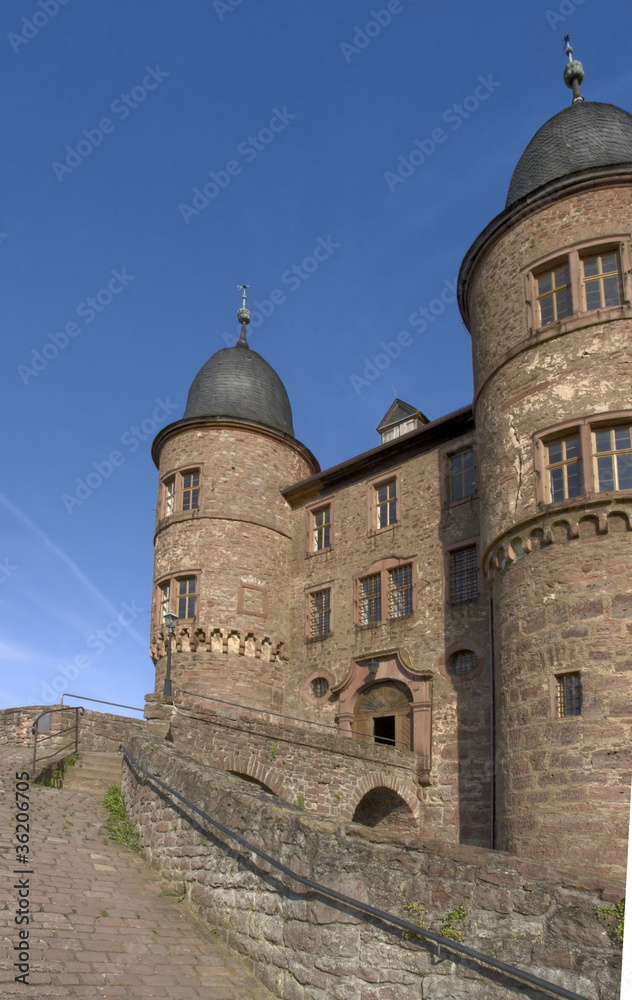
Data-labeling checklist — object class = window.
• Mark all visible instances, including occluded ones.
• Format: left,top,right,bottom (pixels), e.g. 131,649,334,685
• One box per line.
556,672,582,717
360,574,381,625
311,677,329,698
546,435,582,502
581,249,621,311
181,470,200,511
448,650,477,676
159,582,170,622
313,506,331,551
310,588,331,639
594,425,632,492
535,259,573,326
376,480,397,529
389,564,413,619
164,478,175,517
526,240,628,332
449,449,475,503
177,576,197,619
449,546,478,604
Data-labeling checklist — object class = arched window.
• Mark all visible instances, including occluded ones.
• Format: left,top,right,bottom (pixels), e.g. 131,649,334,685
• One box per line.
353,681,412,750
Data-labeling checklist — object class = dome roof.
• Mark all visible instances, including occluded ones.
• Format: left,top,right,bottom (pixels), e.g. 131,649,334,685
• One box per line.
183,341,294,436
506,101,632,207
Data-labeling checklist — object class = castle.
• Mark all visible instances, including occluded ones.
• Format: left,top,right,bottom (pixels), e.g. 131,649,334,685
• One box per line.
144,48,632,882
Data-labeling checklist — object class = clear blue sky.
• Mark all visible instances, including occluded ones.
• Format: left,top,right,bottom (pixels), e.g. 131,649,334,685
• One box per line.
1,0,630,714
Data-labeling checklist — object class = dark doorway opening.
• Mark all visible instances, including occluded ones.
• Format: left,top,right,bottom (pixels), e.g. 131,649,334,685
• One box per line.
373,715,396,745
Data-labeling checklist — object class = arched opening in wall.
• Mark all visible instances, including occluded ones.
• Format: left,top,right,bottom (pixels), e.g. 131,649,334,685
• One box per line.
353,681,412,750
351,787,417,834
228,771,275,795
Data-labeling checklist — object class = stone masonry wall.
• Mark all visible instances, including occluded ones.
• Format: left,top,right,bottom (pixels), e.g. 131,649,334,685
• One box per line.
122,735,623,1000
0,705,145,752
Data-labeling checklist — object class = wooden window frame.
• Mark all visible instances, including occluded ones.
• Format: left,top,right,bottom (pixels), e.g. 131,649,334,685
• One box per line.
305,501,333,556
534,411,632,508
353,556,417,627
444,539,480,607
366,470,402,535
439,435,477,508
524,237,631,335
155,571,200,625
180,469,201,513
305,581,334,641
160,464,204,519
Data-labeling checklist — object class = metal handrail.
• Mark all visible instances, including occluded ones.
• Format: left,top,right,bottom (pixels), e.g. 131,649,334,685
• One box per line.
32,706,84,773
60,693,144,712
174,687,416,752
120,743,590,1000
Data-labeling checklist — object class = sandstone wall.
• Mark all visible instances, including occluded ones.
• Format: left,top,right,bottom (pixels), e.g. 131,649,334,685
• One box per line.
122,735,623,1000
0,704,145,752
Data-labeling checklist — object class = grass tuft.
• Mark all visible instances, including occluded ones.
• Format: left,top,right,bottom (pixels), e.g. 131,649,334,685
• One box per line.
103,786,140,851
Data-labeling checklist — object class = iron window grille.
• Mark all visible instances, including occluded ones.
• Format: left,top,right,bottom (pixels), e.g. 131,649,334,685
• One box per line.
313,507,331,551
360,574,382,625
556,672,582,717
546,435,582,502
376,480,397,529
310,589,331,639
177,577,197,619
449,449,475,503
448,650,477,676
594,425,632,492
181,470,200,511
450,547,478,604
389,564,413,619
311,677,329,698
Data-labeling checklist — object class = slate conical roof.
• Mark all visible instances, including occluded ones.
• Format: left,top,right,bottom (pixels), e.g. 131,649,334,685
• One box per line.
506,101,632,207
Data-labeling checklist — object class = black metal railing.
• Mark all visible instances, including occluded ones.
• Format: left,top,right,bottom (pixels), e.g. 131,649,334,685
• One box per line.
32,706,84,774
174,687,415,752
60,693,144,713
120,744,590,1000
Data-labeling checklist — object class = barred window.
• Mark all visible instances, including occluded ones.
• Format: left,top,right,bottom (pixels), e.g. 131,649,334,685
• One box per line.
310,589,331,639
449,449,475,503
536,259,573,326
546,435,582,502
581,249,621,311
313,506,331,551
360,574,382,625
376,480,397,529
311,677,329,698
450,547,478,604
164,477,175,517
389,564,413,619
556,672,582,717
181,470,200,511
594,425,632,492
448,650,477,676
177,576,197,619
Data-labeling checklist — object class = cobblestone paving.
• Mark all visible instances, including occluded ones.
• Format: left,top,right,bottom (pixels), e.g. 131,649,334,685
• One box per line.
1,748,276,999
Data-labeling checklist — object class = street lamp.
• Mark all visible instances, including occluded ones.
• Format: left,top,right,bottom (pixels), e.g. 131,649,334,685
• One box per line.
162,612,179,698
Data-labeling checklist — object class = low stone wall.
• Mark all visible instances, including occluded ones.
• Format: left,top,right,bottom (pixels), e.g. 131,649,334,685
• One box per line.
0,704,145,752
157,698,435,836
122,735,623,1000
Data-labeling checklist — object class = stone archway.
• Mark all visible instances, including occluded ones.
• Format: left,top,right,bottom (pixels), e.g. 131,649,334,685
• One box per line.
351,786,417,834
353,681,412,750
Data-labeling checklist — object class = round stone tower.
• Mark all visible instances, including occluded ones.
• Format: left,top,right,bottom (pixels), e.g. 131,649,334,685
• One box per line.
458,52,632,877
145,302,318,719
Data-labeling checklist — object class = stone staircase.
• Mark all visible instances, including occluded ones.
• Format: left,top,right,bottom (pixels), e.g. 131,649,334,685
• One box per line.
61,751,123,793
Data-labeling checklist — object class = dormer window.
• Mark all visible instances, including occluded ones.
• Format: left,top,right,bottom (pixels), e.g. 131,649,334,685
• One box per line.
377,398,429,444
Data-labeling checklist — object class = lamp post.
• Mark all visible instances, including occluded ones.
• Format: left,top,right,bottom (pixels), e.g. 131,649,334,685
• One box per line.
162,612,179,698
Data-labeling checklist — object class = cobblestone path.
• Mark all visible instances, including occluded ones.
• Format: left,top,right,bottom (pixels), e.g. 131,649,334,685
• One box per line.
1,747,276,999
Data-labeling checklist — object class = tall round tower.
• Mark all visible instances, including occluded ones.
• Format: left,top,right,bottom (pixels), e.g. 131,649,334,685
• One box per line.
145,300,318,720
458,49,632,877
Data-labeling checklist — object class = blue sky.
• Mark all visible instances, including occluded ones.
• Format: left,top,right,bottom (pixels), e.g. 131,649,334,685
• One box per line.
2,0,630,715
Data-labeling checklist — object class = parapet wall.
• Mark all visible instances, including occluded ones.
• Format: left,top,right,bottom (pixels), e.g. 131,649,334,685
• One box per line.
0,704,145,752
122,734,623,1000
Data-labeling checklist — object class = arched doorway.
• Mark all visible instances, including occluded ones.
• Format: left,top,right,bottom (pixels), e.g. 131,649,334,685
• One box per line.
352,786,417,833
353,681,412,749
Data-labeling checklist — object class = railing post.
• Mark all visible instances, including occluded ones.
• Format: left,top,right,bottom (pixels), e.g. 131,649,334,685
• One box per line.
32,725,37,775
74,707,79,755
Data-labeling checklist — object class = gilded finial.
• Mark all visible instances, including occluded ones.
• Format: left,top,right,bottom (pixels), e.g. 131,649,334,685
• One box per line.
563,34,584,104
236,283,251,347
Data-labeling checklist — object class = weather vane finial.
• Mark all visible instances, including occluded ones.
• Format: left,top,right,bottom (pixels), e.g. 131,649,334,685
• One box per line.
236,284,251,347
563,34,585,104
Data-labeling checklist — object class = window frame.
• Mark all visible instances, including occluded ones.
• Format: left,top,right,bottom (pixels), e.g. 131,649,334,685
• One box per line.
444,540,480,607
305,581,334,641
366,471,402,535
534,411,632,508
524,237,630,335
551,668,583,720
353,556,416,627
305,501,333,556
155,570,200,625
160,464,203,519
439,640,485,683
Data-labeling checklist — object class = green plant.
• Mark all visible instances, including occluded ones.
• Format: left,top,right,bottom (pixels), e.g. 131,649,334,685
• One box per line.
103,786,140,852
100,909,109,917
402,900,426,940
597,900,625,946
268,745,277,759
158,884,186,901
333,792,341,800
296,794,305,809
439,906,467,942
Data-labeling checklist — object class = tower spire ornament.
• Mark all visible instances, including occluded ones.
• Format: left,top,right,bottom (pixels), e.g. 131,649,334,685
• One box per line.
236,283,251,347
563,34,585,103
